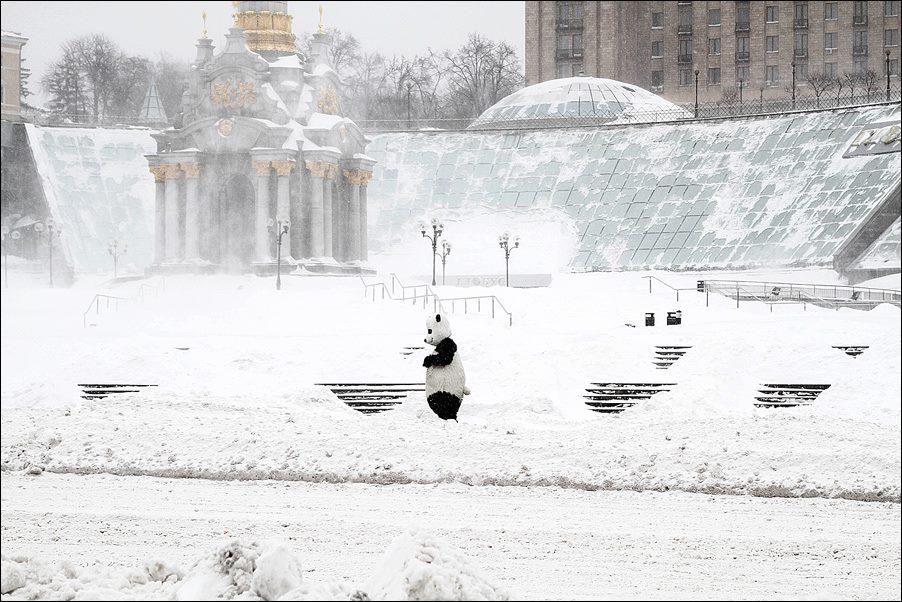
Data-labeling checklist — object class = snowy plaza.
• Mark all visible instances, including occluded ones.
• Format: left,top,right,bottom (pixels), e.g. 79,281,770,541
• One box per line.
1,1,901,600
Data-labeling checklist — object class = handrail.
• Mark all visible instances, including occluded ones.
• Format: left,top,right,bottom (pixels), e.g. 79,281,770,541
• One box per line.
705,280,896,311
704,278,899,298
82,294,126,328
361,275,514,326
642,275,697,301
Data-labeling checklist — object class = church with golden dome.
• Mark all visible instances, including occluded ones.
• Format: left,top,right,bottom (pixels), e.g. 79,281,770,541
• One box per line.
146,1,374,274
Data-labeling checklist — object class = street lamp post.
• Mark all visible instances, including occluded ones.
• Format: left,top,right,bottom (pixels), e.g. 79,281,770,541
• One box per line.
406,82,413,129
738,78,744,105
419,218,444,286
269,219,290,291
437,240,451,285
34,219,61,288
498,232,519,287
887,50,893,102
694,69,700,117
107,239,127,279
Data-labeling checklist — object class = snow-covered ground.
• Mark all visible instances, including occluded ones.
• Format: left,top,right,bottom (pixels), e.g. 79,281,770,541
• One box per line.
2,473,899,600
2,267,900,599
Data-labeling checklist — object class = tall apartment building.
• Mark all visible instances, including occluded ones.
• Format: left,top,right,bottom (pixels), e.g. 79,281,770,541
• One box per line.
526,1,901,104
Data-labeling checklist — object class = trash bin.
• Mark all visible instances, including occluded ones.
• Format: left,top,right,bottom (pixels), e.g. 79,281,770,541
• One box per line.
666,310,682,325
645,312,655,326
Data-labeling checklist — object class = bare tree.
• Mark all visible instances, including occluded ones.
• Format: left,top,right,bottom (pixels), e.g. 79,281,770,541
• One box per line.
442,34,524,118
859,69,881,100
806,72,835,107
43,49,88,121
300,27,360,76
843,72,861,102
70,34,123,119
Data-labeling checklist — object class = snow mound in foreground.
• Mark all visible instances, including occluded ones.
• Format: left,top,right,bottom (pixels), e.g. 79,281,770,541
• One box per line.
365,529,509,601
1,533,507,601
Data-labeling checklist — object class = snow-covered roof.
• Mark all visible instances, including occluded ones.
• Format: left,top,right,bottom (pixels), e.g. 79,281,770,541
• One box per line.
469,77,690,129
269,54,303,69
307,113,349,130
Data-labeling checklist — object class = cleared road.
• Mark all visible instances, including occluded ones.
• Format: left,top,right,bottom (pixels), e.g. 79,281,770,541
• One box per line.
1,473,899,600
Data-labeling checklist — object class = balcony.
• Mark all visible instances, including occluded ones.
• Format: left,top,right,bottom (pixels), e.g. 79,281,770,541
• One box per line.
678,24,693,35
736,51,750,62
678,53,693,64
557,47,584,59
853,44,868,55
735,21,750,32
794,47,808,58
853,14,868,25
556,18,584,30
794,18,808,28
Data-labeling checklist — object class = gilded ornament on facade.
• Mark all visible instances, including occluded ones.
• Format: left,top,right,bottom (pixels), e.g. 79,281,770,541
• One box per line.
251,160,272,177
316,86,339,115
343,169,373,186
216,118,235,138
211,79,257,110
272,159,295,177
181,163,203,179
161,163,183,180
148,165,167,182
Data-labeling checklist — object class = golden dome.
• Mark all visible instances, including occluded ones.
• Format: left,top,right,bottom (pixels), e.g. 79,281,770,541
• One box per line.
233,1,297,54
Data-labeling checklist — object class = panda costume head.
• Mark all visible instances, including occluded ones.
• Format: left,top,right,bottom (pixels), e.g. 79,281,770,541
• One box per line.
422,312,469,421
424,312,452,346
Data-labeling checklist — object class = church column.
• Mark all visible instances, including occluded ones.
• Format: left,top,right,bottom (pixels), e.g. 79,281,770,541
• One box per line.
163,163,182,263
252,160,272,262
343,169,373,261
181,163,202,261
148,165,166,264
359,175,371,261
322,163,338,259
272,159,295,259
304,161,326,258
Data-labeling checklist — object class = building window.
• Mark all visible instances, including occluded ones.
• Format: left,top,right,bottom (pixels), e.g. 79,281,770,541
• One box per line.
573,62,584,76
679,6,693,32
795,61,808,79
572,33,583,52
558,35,571,50
678,38,692,61
737,36,750,53
736,65,750,83
556,63,570,78
651,40,664,57
679,68,693,86
708,8,721,26
825,2,838,19
558,1,584,20
766,5,778,23
794,2,808,26
886,29,900,47
887,58,900,76
887,1,901,17
794,33,808,56
853,1,868,24
651,70,664,90
707,67,721,84
709,37,721,55
825,32,837,51
766,64,779,84
825,62,837,77
766,35,779,53
854,57,868,73
854,29,868,54
652,11,664,28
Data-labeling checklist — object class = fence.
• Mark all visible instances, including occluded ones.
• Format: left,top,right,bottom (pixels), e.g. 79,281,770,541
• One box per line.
360,273,513,326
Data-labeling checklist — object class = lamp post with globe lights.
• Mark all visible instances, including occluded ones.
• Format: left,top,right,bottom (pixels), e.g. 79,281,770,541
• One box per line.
269,218,290,291
108,239,127,279
34,219,62,288
498,232,519,287
419,218,444,286
1,225,22,289
437,240,451,285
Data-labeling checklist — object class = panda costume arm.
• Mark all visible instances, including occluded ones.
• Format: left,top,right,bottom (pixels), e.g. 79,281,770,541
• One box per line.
423,338,457,367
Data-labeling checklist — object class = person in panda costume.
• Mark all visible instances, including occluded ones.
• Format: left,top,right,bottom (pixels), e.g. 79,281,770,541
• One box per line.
422,312,470,420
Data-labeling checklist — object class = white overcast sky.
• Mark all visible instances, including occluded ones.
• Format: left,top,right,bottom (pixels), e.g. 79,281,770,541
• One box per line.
1,1,525,103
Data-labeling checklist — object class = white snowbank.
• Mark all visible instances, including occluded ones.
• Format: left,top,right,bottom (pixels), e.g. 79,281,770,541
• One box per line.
0,533,507,601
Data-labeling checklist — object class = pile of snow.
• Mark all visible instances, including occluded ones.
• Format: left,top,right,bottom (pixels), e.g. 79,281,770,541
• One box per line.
0,533,507,601
365,530,508,601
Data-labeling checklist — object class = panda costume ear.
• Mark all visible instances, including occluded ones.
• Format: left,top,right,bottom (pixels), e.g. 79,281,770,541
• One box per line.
435,314,441,322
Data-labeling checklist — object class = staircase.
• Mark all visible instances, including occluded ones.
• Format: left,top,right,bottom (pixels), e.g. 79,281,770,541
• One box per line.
754,384,831,407
653,346,692,369
78,383,157,400
583,382,675,413
316,382,425,414
833,345,868,358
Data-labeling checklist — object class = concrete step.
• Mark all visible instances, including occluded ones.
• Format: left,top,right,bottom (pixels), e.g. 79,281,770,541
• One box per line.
754,383,831,408
316,382,425,414
584,382,674,414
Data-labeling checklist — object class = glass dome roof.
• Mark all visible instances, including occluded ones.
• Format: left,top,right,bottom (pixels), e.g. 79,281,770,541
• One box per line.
469,77,691,129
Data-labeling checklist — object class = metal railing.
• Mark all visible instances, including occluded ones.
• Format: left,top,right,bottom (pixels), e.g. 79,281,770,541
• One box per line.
360,274,514,326
557,47,584,59
794,18,809,28
736,50,750,61
556,18,584,29
642,275,698,302
702,279,901,311
82,294,126,328
735,21,751,32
